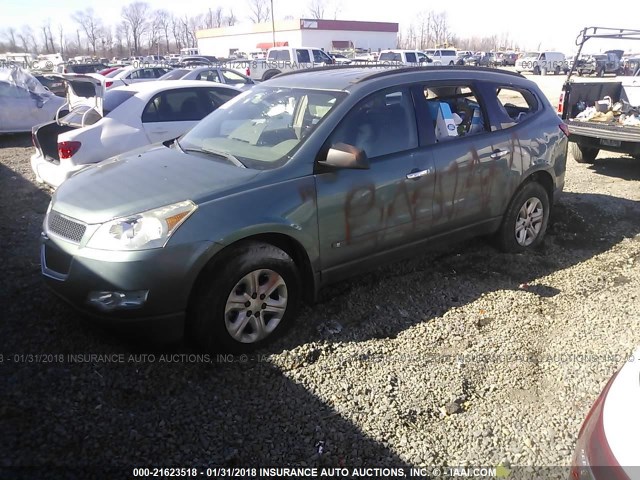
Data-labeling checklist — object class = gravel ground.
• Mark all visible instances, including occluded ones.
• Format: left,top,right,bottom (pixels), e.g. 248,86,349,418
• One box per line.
1,80,640,478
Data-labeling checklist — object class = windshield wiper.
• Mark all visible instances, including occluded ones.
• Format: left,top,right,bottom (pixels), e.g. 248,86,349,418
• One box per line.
182,146,246,168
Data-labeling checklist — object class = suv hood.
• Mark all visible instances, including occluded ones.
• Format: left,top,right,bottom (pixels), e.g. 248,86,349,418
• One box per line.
51,143,261,224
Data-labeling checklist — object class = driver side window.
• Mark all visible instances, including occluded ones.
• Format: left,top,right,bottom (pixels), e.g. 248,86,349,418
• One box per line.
328,88,418,159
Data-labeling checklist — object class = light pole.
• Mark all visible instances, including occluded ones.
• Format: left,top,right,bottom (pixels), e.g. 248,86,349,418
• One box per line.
271,0,276,47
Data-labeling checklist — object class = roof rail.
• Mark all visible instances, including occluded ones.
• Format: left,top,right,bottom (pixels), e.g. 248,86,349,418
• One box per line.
272,64,525,82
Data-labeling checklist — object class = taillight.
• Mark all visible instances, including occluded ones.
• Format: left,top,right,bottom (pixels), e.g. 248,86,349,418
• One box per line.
245,67,251,76
559,123,570,137
570,370,629,480
105,81,113,88
557,91,565,114
58,141,81,159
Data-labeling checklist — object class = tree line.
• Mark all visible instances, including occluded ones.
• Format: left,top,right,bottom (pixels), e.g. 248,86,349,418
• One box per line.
0,1,522,59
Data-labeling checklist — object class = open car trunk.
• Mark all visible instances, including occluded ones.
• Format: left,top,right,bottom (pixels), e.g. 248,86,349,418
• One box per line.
32,74,105,162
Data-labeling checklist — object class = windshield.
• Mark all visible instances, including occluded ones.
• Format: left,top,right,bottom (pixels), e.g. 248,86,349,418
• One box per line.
523,52,539,59
179,86,345,169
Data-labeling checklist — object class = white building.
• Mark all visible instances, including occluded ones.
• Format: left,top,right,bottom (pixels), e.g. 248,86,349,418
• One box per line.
196,18,399,58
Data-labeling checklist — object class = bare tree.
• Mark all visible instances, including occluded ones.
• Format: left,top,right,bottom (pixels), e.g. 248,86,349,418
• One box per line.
41,24,51,53
155,10,172,54
57,24,65,55
3,27,18,51
307,0,325,19
247,0,270,23
121,1,150,55
213,7,224,28
225,9,237,26
17,26,38,53
170,15,182,51
72,8,102,55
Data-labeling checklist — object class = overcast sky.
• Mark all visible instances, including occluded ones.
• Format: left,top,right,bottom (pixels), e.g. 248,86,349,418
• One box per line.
2,0,640,54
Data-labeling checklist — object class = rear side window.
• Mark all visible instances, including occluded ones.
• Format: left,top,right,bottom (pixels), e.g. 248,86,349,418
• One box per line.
420,85,488,142
142,88,213,123
270,50,291,61
296,50,311,63
103,90,136,115
494,87,540,127
405,52,417,63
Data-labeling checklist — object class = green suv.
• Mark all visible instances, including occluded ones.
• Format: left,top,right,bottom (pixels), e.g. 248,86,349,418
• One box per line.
40,66,568,351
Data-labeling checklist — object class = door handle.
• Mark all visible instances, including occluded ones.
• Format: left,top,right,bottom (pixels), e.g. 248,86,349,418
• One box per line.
406,168,432,180
491,149,510,159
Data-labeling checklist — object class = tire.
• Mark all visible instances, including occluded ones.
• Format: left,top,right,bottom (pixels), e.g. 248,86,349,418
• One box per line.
449,61,454,66
570,142,599,163
495,182,550,253
262,70,281,81
554,66,560,75
533,66,541,75
189,242,301,353
597,68,604,77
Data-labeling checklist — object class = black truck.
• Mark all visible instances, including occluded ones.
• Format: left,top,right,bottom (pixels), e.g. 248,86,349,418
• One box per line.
559,27,640,163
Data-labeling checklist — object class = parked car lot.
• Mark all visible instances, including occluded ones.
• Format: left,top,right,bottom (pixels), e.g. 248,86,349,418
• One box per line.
31,78,241,187
1,71,639,472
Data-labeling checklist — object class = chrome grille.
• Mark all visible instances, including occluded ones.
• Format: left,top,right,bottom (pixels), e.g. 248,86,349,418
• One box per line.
48,212,86,243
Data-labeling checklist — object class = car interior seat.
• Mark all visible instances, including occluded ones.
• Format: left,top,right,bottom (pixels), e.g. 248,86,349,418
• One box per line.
179,97,201,120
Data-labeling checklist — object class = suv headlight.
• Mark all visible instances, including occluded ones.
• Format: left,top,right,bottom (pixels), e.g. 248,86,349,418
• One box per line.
86,200,197,251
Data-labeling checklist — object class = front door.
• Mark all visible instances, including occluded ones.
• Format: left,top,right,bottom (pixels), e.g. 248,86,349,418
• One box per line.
315,87,435,271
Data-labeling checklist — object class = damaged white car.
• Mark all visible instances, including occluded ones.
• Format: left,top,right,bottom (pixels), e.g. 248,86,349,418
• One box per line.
0,68,66,134
31,75,241,187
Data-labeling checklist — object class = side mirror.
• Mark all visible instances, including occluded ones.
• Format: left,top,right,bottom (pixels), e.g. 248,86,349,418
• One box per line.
319,143,370,170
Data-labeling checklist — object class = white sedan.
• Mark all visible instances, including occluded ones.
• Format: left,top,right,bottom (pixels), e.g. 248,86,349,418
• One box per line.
31,77,241,187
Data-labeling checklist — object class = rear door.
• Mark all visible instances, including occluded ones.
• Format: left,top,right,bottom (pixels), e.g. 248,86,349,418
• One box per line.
412,81,515,233
141,87,239,142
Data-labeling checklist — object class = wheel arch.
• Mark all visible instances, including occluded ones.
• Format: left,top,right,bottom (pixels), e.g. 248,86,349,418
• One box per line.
262,69,282,81
521,169,555,205
188,232,318,313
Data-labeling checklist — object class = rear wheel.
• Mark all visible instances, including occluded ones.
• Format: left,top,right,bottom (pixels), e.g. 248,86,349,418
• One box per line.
495,182,550,253
189,242,301,353
570,142,599,163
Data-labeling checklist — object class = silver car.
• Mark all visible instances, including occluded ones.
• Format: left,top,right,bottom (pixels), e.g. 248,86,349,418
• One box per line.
159,66,255,90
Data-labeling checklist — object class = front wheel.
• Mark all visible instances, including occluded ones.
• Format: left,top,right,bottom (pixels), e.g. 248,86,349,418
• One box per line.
570,142,599,163
189,242,301,353
495,182,550,253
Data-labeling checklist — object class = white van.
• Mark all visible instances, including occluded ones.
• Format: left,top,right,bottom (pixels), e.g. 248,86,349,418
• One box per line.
515,51,567,75
428,49,458,65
